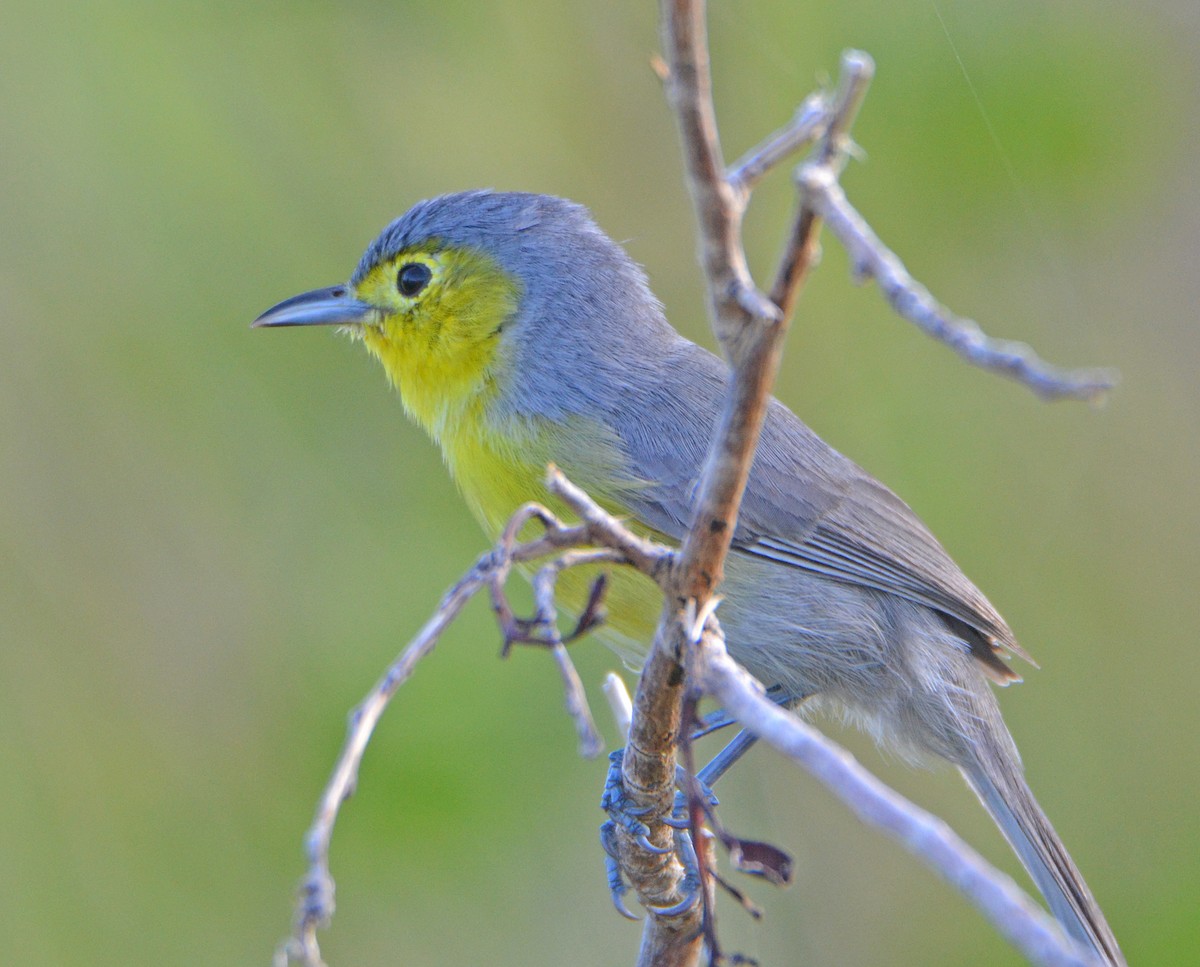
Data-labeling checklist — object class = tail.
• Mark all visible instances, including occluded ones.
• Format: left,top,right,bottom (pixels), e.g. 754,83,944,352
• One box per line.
961,743,1125,966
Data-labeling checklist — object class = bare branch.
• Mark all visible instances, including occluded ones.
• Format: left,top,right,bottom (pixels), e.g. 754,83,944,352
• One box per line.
690,620,1099,967
659,0,745,317
547,462,1104,965
526,548,626,757
770,50,875,319
603,3,1116,961
276,461,1102,967
547,466,674,580
813,49,875,170
279,1,1121,961
549,637,605,758
798,164,1118,402
602,11,881,967
663,0,787,610
276,559,496,967
594,6,844,965
603,1,803,959
628,622,708,967
603,672,634,738
727,94,827,204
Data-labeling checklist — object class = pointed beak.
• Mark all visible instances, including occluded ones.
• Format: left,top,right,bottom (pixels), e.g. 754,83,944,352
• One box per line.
252,285,375,329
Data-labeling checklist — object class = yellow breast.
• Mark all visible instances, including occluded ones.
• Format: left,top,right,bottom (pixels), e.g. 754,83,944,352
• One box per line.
443,415,666,664
352,242,665,663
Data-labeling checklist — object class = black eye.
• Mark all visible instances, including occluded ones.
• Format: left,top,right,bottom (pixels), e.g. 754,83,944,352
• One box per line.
396,262,432,297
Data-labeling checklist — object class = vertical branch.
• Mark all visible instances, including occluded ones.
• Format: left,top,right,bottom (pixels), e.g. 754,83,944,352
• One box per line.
622,614,705,967
660,0,743,306
661,0,787,607
618,3,826,965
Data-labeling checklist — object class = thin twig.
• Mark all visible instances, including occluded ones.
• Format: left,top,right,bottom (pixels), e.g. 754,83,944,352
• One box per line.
275,559,496,967
603,672,635,738
665,0,786,622
770,50,875,319
556,456,712,961
276,510,647,967
611,4,849,965
727,94,828,204
798,164,1118,402
660,0,742,309
526,548,627,757
551,640,605,758
546,466,675,580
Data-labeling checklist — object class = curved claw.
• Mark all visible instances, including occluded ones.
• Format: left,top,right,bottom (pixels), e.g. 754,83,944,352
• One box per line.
603,749,667,849
647,889,702,918
601,746,711,920
609,874,640,920
646,830,702,917
601,821,641,921
635,833,673,855
600,820,622,860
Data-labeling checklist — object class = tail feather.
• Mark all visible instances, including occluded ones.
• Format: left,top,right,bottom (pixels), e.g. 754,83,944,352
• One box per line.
962,753,1125,966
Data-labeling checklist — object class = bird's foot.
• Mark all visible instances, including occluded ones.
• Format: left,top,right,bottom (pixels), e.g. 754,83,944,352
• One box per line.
599,749,719,919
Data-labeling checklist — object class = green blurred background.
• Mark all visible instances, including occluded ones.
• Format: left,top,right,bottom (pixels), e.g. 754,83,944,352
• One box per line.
2,0,1196,964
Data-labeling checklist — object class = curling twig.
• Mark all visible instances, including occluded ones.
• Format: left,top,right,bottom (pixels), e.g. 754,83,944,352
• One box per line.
491,546,627,758
276,502,664,967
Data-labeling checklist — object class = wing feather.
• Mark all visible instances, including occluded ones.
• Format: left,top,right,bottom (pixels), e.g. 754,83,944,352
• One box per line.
609,340,1029,680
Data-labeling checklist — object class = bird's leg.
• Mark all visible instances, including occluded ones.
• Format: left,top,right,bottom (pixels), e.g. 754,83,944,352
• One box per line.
689,684,788,740
679,684,793,802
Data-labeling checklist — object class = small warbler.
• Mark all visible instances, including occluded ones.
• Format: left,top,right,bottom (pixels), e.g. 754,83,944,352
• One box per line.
255,190,1122,964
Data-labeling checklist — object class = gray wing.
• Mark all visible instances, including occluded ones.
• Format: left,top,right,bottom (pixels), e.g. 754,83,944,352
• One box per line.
611,340,1027,681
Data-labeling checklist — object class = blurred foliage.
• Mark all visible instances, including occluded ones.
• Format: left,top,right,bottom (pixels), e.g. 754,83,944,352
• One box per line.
0,1,1196,965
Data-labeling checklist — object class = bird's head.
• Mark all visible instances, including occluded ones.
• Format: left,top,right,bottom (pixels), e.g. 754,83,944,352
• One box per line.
254,190,672,438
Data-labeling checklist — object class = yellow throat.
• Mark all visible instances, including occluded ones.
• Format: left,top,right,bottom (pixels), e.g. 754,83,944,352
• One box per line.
349,242,663,656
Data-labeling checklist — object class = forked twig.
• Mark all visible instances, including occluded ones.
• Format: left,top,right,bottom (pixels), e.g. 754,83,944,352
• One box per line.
552,471,1098,967
491,546,625,758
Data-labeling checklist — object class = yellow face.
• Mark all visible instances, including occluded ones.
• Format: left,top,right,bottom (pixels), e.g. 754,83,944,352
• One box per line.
349,243,522,440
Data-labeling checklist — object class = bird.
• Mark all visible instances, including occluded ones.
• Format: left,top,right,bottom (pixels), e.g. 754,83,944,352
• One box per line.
254,189,1123,965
